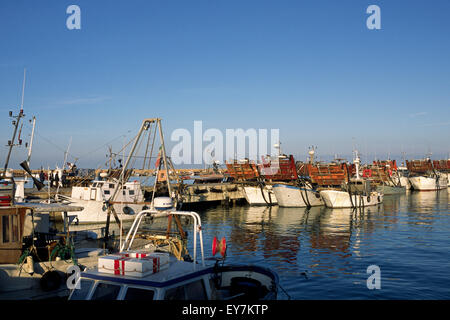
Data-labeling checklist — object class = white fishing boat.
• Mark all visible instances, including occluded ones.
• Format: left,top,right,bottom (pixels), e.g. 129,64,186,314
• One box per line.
226,151,297,206
320,188,383,208
272,183,323,207
319,151,383,209
58,179,151,224
68,201,280,301
406,159,449,191
408,174,448,191
242,185,277,205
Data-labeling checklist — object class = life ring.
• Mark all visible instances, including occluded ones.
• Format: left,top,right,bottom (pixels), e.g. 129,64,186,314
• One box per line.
367,196,371,203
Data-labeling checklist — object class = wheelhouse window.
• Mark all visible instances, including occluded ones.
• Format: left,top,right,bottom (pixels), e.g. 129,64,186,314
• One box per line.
129,190,135,196
124,287,155,300
2,215,10,243
1,214,20,244
70,279,95,300
104,190,110,195
11,215,19,242
185,279,207,300
91,282,121,300
109,184,115,189
164,279,207,300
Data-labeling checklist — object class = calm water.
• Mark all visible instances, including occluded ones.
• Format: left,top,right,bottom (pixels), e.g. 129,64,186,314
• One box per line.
186,189,450,299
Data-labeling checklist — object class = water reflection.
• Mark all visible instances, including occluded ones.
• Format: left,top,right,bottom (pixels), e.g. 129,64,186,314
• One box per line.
406,190,449,228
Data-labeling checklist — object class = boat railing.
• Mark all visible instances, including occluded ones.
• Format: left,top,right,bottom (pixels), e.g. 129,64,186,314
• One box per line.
120,208,205,267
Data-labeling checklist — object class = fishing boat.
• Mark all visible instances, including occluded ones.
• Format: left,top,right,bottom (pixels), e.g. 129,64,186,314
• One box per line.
319,151,383,208
68,199,280,301
406,159,448,191
58,176,151,224
243,184,278,205
57,118,180,224
362,160,406,195
272,148,329,208
225,158,279,206
272,183,323,207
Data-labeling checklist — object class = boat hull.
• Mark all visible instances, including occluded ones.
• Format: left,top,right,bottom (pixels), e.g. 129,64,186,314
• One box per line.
409,175,448,191
243,186,277,205
399,176,412,190
63,199,149,224
320,190,383,208
0,249,105,299
272,184,323,207
376,185,406,195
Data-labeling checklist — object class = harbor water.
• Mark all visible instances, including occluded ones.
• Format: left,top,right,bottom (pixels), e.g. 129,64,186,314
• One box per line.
187,189,450,299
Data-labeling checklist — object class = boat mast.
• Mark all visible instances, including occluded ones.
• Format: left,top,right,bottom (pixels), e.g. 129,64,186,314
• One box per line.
354,149,361,180
2,69,27,179
308,146,317,164
26,116,36,165
157,118,172,198
55,137,72,198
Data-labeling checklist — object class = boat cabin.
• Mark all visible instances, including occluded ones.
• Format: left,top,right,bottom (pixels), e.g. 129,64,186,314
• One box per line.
347,179,373,195
71,180,144,203
0,207,28,263
69,256,277,301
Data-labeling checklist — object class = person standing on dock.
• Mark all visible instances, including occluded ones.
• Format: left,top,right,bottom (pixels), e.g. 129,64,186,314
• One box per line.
54,171,60,188
61,171,67,188
39,170,45,184
50,171,55,188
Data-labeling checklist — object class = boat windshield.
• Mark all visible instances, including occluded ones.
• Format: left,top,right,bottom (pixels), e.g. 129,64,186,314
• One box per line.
69,279,95,300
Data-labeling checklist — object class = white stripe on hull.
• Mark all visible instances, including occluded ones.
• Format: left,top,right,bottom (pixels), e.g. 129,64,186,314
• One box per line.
62,199,148,224
320,190,383,208
272,184,323,207
409,175,448,191
243,186,277,205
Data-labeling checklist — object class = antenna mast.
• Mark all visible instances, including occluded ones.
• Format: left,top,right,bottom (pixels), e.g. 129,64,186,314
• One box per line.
2,69,27,178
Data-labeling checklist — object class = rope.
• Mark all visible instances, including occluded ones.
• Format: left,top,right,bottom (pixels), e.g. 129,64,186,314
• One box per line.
278,283,291,300
257,179,273,206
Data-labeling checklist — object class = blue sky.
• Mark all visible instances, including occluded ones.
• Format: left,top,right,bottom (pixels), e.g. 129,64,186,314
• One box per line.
1,0,449,168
